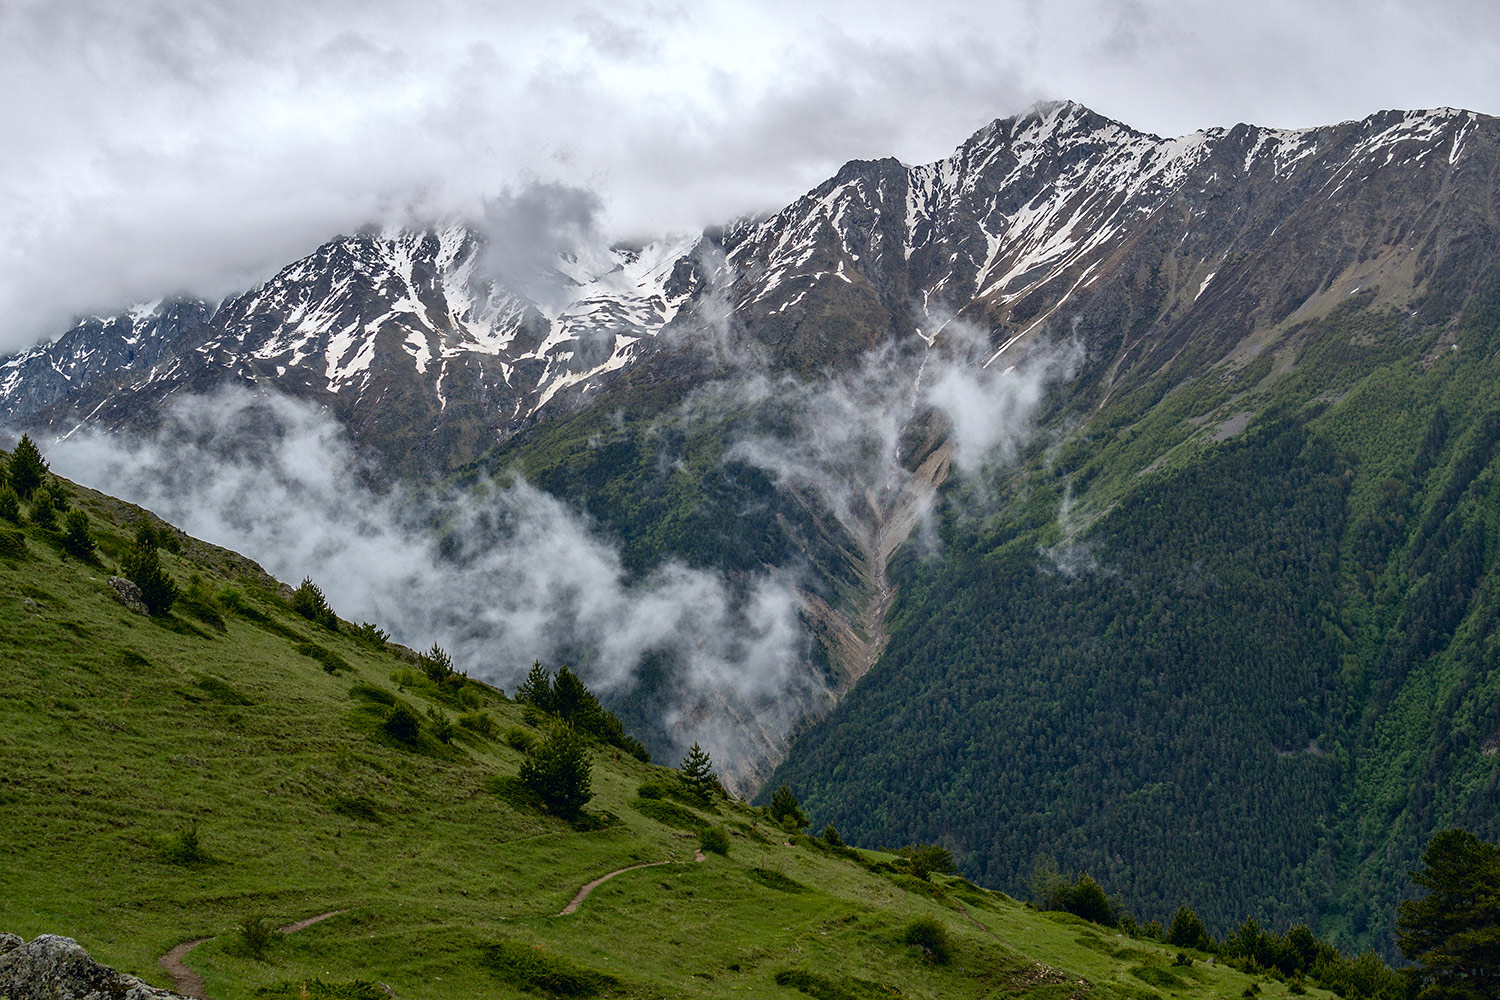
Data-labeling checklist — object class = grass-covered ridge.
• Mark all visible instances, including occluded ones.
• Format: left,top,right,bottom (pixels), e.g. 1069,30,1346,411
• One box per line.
0,458,1320,1000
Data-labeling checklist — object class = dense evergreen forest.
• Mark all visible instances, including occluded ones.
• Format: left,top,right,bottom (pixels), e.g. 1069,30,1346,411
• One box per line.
462,270,1500,957
770,280,1500,954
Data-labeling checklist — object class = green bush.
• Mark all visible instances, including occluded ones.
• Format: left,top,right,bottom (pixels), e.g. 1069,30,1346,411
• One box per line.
352,622,389,647
158,827,212,866
636,782,665,799
0,528,25,559
28,496,56,530
504,726,538,752
59,510,96,560
0,486,20,523
134,520,181,553
518,724,592,817
253,980,385,999
349,683,396,706
773,968,860,1000
699,825,730,856
122,543,177,616
238,914,279,959
426,707,456,744
897,843,957,881
901,916,951,964
382,702,423,745
769,782,808,830
289,577,339,630
480,940,621,997
7,434,46,500
458,711,496,738
296,642,350,674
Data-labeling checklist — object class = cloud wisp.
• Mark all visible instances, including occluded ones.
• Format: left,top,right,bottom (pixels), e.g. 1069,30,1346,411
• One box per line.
44,388,820,787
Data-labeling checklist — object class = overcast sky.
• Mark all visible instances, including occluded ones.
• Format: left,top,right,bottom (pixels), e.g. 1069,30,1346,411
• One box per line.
2,0,1497,352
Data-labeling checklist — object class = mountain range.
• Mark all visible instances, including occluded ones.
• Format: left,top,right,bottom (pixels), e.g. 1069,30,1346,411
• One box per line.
5,99,1500,954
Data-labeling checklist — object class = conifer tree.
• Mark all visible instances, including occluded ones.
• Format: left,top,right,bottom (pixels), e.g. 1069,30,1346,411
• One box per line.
7,434,46,501
679,742,718,802
515,661,554,712
122,542,178,615
0,486,18,523
1398,828,1500,1000
60,509,96,561
768,781,808,830
519,724,593,817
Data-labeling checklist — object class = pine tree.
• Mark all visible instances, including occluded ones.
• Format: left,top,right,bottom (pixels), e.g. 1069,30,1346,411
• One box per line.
679,742,718,802
7,434,46,500
515,661,554,712
519,724,593,817
1166,904,1213,951
1397,828,1500,1000
122,543,178,615
289,577,338,630
768,781,808,830
60,509,96,561
0,486,18,523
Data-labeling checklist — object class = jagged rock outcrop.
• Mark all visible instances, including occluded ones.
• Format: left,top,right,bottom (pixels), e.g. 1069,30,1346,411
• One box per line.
0,934,189,1000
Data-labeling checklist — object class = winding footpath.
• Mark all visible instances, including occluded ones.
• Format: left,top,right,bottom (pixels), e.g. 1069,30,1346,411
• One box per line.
158,910,347,999
557,850,707,916
158,850,709,997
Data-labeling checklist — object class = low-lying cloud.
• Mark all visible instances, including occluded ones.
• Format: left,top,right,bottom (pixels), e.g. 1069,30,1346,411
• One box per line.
46,389,820,789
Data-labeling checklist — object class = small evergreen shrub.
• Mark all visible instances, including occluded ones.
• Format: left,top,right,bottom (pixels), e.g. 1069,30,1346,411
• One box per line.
679,742,718,803
901,916,951,964
0,486,19,522
1173,952,1193,967
382,702,422,745
636,782,665,799
28,496,56,530
122,543,177,616
769,782,809,830
59,509,96,560
353,621,388,647
134,520,181,553
699,825,730,856
158,827,212,866
289,577,339,630
238,914,279,959
426,707,456,743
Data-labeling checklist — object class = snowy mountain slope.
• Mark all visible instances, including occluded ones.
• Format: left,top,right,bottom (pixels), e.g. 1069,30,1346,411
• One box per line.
6,102,1495,474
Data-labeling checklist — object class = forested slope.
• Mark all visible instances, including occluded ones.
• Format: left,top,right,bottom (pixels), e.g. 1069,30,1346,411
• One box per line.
770,277,1500,955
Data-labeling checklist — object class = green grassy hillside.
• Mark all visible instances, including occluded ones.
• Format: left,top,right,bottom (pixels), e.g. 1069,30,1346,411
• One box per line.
0,462,1321,1000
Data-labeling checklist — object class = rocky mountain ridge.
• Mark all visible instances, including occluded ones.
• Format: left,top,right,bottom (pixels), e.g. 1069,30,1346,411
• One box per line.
6,101,1494,477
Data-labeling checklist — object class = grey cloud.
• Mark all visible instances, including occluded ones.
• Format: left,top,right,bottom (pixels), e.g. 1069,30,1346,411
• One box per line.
4,0,1498,354
44,388,819,789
